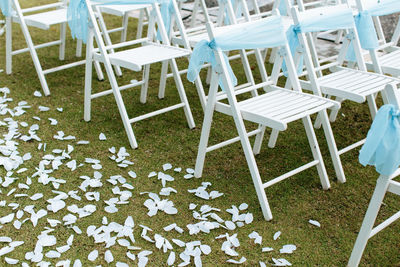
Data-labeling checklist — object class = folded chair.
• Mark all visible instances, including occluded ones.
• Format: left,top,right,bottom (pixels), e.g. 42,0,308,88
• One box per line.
2,0,90,96
350,0,400,77
348,83,400,267
68,0,195,149
277,4,400,183
187,16,344,220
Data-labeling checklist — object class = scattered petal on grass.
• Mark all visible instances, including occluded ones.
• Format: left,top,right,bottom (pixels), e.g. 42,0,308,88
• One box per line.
77,140,90,145
128,171,137,178
4,257,18,264
88,250,98,262
105,250,114,263
272,258,292,266
99,133,107,140
273,231,281,241
163,163,172,171
262,247,274,252
38,106,50,112
280,244,296,254
248,231,262,245
309,219,321,227
33,91,42,97
227,256,246,264
48,118,58,125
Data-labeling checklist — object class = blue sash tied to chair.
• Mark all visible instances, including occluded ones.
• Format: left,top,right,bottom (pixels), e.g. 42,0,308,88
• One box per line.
67,0,174,43
187,16,287,90
0,0,12,16
347,0,400,61
283,7,354,75
359,104,400,176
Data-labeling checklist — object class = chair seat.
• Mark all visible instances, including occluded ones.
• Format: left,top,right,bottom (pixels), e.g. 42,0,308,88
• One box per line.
378,49,400,76
13,8,67,30
318,68,398,103
215,89,337,131
94,43,190,71
99,4,150,17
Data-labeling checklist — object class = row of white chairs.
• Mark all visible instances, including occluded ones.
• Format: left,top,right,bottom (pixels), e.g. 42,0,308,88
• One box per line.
1,1,399,265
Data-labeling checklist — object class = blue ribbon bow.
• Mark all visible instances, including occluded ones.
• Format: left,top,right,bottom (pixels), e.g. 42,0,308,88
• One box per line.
187,39,236,90
359,104,400,176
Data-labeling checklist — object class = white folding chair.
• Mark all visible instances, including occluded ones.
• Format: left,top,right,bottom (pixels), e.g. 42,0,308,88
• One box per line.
4,0,91,95
76,0,195,149
276,4,400,184
170,0,264,110
350,0,400,78
189,16,344,220
348,83,400,267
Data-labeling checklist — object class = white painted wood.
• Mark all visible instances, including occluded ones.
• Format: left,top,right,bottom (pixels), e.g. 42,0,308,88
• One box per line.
290,4,399,183
5,0,86,95
84,0,195,148
348,83,400,266
194,17,342,220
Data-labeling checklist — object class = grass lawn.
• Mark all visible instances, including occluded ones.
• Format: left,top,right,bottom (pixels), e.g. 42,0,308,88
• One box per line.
0,1,399,266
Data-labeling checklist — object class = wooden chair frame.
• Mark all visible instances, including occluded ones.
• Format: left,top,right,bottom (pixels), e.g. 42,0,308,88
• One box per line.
348,83,400,267
5,0,90,95
194,18,344,220
84,0,195,148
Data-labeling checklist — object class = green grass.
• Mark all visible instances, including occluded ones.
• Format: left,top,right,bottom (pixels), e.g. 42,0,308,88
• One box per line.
0,2,399,266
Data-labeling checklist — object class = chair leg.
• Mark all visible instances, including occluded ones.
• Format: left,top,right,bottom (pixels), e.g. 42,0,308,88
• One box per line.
158,60,169,99
136,9,145,39
329,97,344,122
121,13,129,43
105,65,138,149
195,73,219,178
94,61,104,81
269,47,277,63
59,22,66,60
268,129,280,148
6,16,12,74
314,95,332,129
140,64,150,104
84,31,94,122
302,116,330,190
206,66,212,85
366,94,378,120
233,110,273,221
194,77,207,111
239,49,257,92
319,110,346,183
253,125,266,155
17,14,50,95
170,59,195,129
76,39,83,57
348,175,390,267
